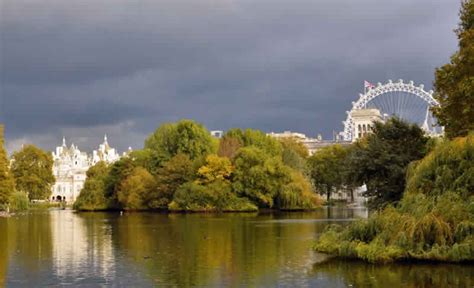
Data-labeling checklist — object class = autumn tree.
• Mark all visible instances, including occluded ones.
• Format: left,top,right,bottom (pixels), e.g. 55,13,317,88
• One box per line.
217,136,241,159
146,153,195,209
196,154,233,184
0,125,15,208
433,0,474,138
118,167,156,210
11,144,55,200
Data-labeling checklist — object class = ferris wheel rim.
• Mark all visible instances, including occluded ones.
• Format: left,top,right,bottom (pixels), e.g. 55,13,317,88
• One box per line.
342,79,439,141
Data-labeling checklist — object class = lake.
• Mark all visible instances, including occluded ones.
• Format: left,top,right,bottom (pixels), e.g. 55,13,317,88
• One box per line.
0,208,472,287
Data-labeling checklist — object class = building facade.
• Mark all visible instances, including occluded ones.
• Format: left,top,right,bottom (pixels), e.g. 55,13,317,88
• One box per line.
51,136,121,203
350,108,383,142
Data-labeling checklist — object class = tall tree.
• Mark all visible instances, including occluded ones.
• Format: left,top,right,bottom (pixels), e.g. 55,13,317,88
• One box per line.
0,125,15,207
11,144,54,200
279,137,308,172
346,118,428,209
217,136,241,159
118,167,156,210
433,0,474,138
144,120,216,162
232,147,292,208
307,144,348,203
224,128,282,157
146,153,195,209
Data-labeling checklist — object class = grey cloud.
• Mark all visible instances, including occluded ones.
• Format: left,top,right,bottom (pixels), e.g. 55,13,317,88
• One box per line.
0,0,461,153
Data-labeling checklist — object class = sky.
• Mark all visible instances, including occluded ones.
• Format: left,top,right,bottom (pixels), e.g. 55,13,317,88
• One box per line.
0,0,461,153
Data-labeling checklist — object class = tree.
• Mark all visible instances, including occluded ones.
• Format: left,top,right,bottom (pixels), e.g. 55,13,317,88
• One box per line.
169,180,257,212
279,137,308,172
11,144,54,200
232,147,292,208
146,153,195,209
276,171,322,210
0,125,15,208
73,161,109,211
346,118,428,209
224,128,282,156
196,154,233,184
217,136,241,159
104,156,137,208
307,144,348,203
118,167,156,210
433,0,474,138
144,120,216,161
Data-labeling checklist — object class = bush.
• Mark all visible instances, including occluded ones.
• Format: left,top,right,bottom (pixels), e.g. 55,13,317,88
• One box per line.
9,191,29,211
169,181,257,212
314,135,474,263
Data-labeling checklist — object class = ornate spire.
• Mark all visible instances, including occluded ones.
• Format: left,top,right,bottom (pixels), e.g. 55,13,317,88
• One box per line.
104,134,108,144
62,137,66,147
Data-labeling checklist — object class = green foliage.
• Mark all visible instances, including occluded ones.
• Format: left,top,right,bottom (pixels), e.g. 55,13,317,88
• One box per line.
232,147,292,208
103,156,137,208
169,181,257,212
144,120,216,161
118,167,156,210
279,137,308,172
73,161,110,211
73,121,321,213
406,134,474,198
0,125,15,208
314,135,474,263
307,144,349,203
9,191,29,212
346,118,428,209
11,144,55,200
433,0,474,138
145,153,195,209
224,128,282,156
276,171,322,210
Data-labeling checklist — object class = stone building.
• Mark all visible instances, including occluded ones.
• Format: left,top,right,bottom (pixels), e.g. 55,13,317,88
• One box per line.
51,136,121,203
350,108,384,142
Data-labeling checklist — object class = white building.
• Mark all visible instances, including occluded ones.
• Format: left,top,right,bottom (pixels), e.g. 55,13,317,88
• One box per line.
210,130,224,138
51,136,121,203
350,108,383,142
91,135,120,165
267,131,307,140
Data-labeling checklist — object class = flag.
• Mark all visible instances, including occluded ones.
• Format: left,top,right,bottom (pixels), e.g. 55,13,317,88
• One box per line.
364,80,375,89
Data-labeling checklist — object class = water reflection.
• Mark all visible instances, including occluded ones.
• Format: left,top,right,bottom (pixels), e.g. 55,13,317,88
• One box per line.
312,258,474,288
50,210,116,285
1,208,473,287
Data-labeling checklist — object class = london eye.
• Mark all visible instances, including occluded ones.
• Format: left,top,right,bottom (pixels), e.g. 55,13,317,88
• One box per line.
342,79,442,141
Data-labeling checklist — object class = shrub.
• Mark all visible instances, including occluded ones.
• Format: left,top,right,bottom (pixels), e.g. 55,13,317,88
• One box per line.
9,191,29,212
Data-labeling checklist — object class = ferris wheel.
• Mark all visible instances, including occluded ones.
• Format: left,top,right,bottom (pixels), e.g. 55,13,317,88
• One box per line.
342,79,441,141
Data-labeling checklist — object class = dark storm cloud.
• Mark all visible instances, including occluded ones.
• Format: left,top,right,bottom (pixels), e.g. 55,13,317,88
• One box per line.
0,0,460,152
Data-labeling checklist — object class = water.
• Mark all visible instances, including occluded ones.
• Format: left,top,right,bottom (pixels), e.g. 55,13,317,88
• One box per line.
0,208,472,287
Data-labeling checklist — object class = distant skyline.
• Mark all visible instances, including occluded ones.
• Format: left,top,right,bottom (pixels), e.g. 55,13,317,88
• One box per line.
0,0,461,153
